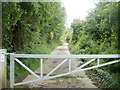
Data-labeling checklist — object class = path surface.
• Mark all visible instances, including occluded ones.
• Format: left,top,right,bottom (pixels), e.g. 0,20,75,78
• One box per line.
21,43,97,88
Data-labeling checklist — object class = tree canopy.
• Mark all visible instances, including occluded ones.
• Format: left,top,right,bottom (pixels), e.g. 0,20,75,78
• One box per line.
2,2,66,53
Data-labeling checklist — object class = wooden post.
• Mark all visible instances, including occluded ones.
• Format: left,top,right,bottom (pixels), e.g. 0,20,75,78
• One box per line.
0,49,7,89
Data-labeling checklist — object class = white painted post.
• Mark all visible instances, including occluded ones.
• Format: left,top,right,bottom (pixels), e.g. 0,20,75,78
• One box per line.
10,53,15,88
0,49,7,89
40,58,43,78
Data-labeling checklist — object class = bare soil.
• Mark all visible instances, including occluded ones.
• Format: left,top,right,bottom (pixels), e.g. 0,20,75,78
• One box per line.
20,43,97,88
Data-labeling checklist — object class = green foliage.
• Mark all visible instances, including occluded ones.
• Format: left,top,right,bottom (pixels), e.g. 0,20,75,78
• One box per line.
2,2,66,53
69,2,119,88
71,19,85,43
2,2,66,79
60,28,73,43
91,69,120,88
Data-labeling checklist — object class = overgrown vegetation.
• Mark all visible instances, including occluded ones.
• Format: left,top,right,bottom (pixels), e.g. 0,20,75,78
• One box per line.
91,68,120,88
68,2,120,88
60,28,73,43
2,2,66,79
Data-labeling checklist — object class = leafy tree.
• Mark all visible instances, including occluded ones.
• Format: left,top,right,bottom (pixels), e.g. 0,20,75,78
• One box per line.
2,2,66,78
69,2,119,88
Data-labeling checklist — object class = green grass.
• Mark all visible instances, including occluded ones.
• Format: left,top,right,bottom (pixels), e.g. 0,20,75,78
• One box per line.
51,74,77,78
14,86,24,88
60,75,77,78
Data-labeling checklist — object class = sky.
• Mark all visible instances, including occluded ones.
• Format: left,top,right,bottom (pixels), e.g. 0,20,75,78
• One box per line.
61,0,96,28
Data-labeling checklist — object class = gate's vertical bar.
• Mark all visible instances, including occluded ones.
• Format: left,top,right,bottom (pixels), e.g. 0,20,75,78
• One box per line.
0,49,7,89
10,53,15,88
69,59,71,73
40,58,43,78
97,58,100,65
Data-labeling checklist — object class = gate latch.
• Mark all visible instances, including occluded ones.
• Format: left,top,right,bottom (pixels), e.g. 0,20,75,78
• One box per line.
0,53,10,55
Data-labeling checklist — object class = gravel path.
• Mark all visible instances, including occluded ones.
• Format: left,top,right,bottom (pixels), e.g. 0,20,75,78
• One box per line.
21,43,97,88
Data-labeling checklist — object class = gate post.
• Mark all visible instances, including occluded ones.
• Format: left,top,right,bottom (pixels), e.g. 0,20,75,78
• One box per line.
10,53,14,88
0,49,7,89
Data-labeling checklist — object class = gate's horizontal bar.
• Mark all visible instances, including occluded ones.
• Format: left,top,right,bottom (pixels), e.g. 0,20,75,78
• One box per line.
13,54,119,59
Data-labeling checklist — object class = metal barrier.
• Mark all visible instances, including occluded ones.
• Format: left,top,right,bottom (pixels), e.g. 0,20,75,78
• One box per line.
10,54,120,88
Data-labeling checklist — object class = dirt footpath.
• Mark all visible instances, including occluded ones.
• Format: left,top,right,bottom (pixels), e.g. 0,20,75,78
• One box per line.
21,43,97,88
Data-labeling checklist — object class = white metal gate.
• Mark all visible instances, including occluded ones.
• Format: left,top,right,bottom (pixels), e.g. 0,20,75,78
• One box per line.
9,53,120,88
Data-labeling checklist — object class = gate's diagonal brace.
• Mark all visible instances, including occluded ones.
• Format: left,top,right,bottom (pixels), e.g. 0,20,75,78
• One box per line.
73,58,96,72
15,58,40,79
43,59,68,79
71,59,120,74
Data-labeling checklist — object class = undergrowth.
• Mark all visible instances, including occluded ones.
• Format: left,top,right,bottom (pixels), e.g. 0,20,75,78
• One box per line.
89,68,120,88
